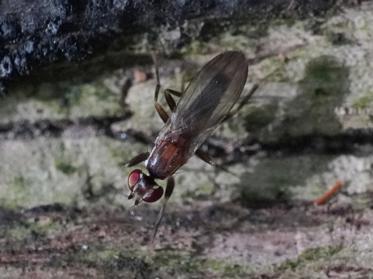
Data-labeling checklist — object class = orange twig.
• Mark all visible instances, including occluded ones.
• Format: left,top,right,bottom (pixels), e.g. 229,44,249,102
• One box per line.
313,180,344,206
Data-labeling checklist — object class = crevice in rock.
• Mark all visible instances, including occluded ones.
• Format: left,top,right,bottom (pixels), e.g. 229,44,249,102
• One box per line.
203,129,373,163
0,113,131,140
2,116,373,160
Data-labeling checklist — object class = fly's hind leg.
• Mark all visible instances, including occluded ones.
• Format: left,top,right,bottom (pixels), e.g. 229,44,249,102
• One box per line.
222,83,259,123
152,176,175,241
222,62,285,123
194,84,259,172
195,148,233,174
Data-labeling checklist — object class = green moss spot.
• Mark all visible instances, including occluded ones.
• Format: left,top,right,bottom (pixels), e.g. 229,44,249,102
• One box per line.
326,32,352,46
304,56,345,85
5,226,30,241
2,216,64,243
277,245,343,272
13,176,27,190
182,182,215,200
239,183,290,208
353,94,373,109
63,86,82,106
153,251,252,278
55,160,78,175
244,104,278,133
281,55,350,136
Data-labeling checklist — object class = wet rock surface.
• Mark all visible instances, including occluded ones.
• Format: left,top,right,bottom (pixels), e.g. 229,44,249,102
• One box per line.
1,1,373,278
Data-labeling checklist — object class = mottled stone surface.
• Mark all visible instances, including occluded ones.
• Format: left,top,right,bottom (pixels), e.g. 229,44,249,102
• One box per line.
1,2,373,278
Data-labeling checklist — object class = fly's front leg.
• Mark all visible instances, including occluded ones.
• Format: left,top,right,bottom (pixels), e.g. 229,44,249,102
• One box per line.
156,87,181,116
122,152,150,167
152,53,170,123
155,101,169,123
152,176,175,241
164,88,182,112
165,89,182,98
152,53,184,118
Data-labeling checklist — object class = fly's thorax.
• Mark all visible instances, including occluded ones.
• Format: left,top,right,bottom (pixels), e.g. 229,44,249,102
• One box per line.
146,130,194,179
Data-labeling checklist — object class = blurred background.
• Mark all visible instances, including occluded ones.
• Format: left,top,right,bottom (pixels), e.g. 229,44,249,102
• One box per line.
1,1,373,278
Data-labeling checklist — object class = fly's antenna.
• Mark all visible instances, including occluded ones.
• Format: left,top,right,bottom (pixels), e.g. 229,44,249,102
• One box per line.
151,52,160,90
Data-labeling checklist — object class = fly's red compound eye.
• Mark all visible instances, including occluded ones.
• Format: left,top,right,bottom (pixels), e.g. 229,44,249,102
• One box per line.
142,187,164,203
128,169,142,190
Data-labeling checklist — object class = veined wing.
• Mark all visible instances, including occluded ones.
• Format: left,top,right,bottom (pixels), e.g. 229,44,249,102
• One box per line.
170,51,248,138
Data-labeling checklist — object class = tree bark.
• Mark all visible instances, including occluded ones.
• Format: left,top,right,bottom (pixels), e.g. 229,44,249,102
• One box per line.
0,0,355,87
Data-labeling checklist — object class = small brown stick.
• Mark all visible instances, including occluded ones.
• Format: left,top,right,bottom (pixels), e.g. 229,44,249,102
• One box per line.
313,180,344,206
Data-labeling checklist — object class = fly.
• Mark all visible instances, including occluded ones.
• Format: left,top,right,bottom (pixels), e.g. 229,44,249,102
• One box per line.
125,51,257,240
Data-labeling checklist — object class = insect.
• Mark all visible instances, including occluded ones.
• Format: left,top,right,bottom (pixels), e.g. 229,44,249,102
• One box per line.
126,51,257,239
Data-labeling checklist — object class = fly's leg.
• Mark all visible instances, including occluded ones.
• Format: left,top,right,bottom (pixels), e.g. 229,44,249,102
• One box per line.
222,57,288,123
181,73,186,92
152,176,175,241
152,52,161,104
157,87,181,114
152,52,170,123
195,148,233,174
195,84,259,172
195,148,215,166
152,54,169,122
122,152,150,167
155,102,169,123
165,89,182,98
152,53,184,118
222,84,259,123
163,89,182,112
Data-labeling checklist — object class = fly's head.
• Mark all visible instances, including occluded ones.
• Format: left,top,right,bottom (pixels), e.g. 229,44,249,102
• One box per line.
127,169,164,205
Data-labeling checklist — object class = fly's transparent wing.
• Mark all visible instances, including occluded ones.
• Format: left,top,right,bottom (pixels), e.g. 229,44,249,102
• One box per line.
171,51,248,138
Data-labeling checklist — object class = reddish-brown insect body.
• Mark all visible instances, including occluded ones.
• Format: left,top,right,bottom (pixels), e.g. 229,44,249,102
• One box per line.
146,131,192,179
125,51,252,239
